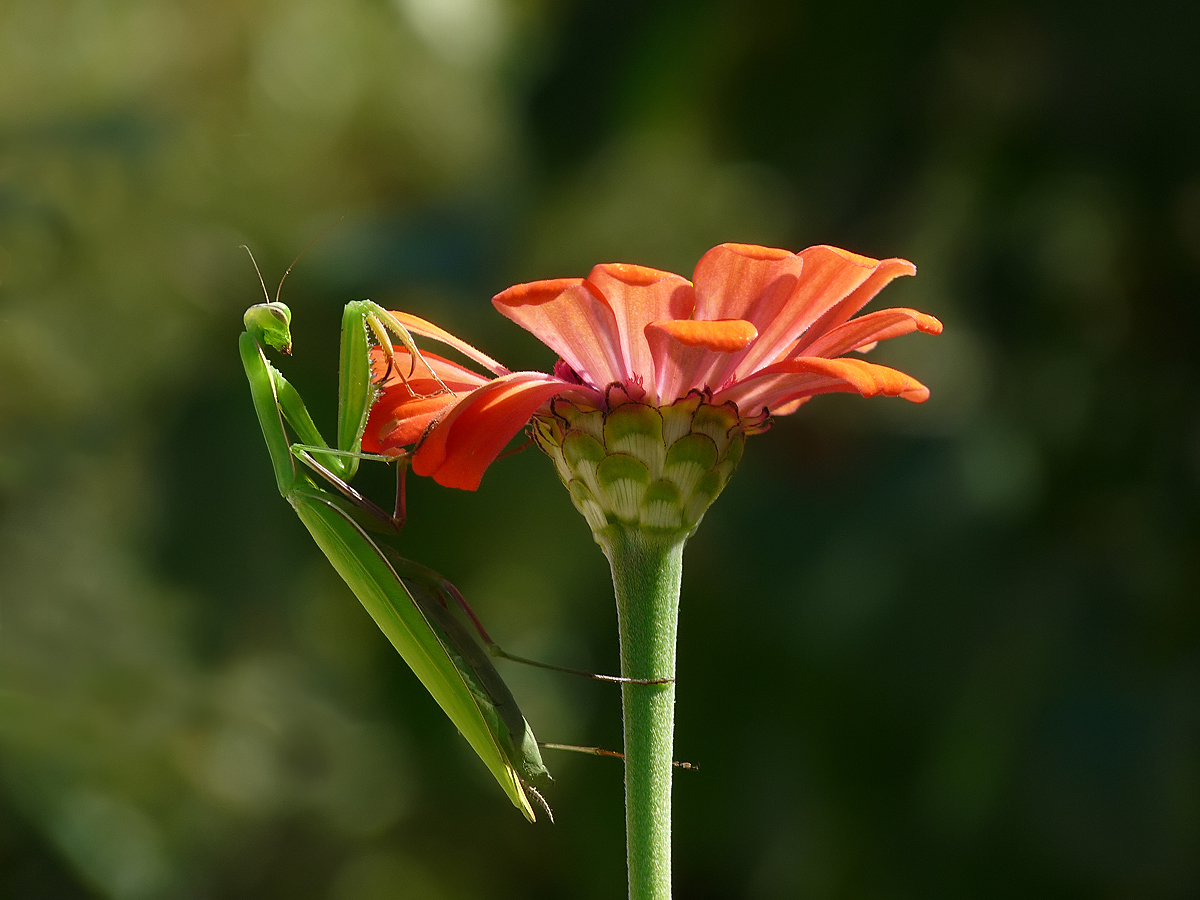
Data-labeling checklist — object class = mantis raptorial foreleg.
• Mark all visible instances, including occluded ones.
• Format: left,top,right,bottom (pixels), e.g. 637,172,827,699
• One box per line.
291,447,409,534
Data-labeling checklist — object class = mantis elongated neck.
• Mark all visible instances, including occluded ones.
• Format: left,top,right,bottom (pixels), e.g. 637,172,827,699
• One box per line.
600,527,686,900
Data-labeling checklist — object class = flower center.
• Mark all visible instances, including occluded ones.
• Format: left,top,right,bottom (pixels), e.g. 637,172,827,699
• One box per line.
532,393,768,540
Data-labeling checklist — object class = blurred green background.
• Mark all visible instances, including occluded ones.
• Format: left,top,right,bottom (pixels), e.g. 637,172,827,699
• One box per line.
2,0,1198,897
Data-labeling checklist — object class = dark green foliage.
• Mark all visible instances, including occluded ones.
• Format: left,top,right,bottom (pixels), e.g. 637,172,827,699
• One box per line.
1,0,1197,897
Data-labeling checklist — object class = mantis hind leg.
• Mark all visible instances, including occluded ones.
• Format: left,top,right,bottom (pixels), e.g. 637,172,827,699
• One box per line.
539,743,697,771
407,565,673,687
489,644,672,686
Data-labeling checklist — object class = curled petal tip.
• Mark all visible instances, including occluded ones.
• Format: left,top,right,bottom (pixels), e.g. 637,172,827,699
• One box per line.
867,256,917,278
493,278,587,309
588,262,683,287
716,243,795,261
867,367,930,402
645,318,758,353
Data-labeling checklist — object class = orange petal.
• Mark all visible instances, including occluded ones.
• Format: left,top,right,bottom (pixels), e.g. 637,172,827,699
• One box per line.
362,393,462,452
713,356,930,412
586,263,695,382
493,279,628,389
796,308,942,360
493,278,587,307
770,397,810,416
413,372,602,490
689,244,806,388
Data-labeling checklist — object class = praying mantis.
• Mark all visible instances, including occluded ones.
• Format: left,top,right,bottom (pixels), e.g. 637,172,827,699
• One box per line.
239,291,555,821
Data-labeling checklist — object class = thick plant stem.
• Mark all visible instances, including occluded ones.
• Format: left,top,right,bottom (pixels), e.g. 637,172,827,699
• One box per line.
601,527,686,900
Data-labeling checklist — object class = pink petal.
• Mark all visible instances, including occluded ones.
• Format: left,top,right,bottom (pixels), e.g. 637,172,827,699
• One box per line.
493,279,628,389
386,310,511,376
412,372,602,490
644,319,758,403
713,356,930,413
586,263,695,382
797,308,943,360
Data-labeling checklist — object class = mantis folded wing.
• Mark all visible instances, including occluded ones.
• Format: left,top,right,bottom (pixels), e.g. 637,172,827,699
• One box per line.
240,299,550,821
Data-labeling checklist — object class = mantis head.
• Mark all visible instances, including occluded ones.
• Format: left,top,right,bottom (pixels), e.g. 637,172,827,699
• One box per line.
244,302,294,354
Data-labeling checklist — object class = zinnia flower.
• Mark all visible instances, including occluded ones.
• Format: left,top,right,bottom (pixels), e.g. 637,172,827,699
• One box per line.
363,242,940,535
361,241,940,895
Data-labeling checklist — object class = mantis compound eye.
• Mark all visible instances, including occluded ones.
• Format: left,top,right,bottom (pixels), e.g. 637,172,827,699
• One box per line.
244,301,293,354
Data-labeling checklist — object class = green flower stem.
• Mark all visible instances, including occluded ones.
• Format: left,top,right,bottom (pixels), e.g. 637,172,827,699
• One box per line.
600,527,687,900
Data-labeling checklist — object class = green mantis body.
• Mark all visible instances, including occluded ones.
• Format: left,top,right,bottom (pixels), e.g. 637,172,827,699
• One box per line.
240,298,551,821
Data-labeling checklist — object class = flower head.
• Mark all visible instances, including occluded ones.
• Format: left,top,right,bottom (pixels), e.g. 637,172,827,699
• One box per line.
364,243,940,533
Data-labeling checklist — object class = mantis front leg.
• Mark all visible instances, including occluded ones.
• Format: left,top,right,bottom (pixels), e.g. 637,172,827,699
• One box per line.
247,296,447,529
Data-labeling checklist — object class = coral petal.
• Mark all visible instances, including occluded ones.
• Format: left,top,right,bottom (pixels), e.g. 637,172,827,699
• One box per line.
731,245,890,379
494,278,589,308
385,310,511,376
357,348,489,453
362,349,492,454
714,356,930,412
493,279,628,389
644,319,756,403
586,264,695,384
719,243,794,261
797,308,942,360
692,243,805,324
591,263,678,286
363,394,461,452
689,243,807,389
413,373,602,490
369,347,491,390
771,397,809,415
789,258,918,356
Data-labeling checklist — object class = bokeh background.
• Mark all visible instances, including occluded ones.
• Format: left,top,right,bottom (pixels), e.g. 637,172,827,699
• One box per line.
2,0,1198,897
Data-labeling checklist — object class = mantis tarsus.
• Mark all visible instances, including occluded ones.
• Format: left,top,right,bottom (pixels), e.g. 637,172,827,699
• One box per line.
240,294,554,821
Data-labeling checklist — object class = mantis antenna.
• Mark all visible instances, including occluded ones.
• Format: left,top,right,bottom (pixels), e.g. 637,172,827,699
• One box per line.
241,245,272,304
241,231,449,398
240,216,346,305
